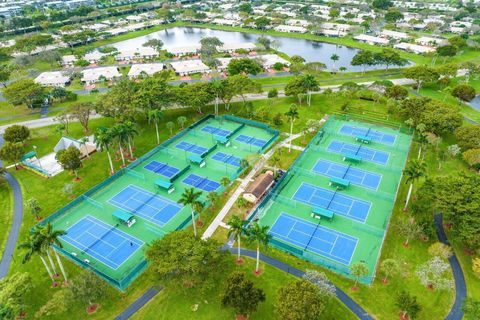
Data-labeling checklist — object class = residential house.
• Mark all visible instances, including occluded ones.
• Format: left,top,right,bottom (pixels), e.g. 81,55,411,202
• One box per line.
34,71,71,87
274,25,307,33
169,60,210,76
353,34,389,46
128,63,165,78
81,67,121,84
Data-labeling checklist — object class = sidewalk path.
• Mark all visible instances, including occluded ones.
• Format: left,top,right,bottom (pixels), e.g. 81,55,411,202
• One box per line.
0,135,24,278
201,133,302,240
434,214,466,320
114,286,163,320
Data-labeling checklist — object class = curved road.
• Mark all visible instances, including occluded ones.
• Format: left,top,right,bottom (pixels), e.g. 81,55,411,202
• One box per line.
0,135,24,278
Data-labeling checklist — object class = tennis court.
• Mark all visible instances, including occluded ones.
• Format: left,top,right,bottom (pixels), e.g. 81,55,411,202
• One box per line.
175,141,208,155
339,124,396,145
108,185,182,227
327,140,390,165
235,134,268,148
61,215,143,269
211,152,241,167
144,161,180,179
312,159,381,190
270,213,358,265
293,182,371,222
201,125,231,137
182,173,221,192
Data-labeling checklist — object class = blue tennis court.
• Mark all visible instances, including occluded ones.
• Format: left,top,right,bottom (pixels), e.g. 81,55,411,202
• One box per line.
339,124,396,145
293,182,370,222
108,185,182,227
144,161,180,178
175,141,208,155
61,215,143,269
201,125,231,137
183,173,220,192
235,134,267,148
327,140,390,165
312,159,381,190
269,212,357,265
211,152,240,167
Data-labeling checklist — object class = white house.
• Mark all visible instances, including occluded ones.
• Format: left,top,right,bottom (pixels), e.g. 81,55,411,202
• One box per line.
257,54,290,69
212,18,241,26
167,45,201,56
61,55,77,66
217,43,257,53
322,23,351,32
169,60,210,76
274,25,307,33
380,29,410,40
34,71,71,87
81,67,121,84
84,52,105,64
217,57,233,72
316,29,347,37
415,36,448,47
116,47,158,61
286,19,309,27
393,43,435,54
128,63,164,78
354,34,389,46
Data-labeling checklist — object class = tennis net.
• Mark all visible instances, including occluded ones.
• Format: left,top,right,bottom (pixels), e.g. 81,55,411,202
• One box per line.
125,168,145,181
82,195,104,209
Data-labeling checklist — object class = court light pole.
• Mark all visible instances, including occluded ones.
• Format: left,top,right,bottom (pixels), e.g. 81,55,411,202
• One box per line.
33,145,43,168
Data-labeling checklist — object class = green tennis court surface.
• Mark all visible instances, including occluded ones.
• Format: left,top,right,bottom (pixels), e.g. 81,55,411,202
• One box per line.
254,115,412,284
38,115,278,290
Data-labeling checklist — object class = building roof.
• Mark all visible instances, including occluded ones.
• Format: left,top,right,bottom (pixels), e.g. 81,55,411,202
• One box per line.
128,63,164,77
393,42,436,54
354,34,389,45
169,59,210,74
218,42,257,52
34,71,70,86
81,66,121,82
166,45,201,55
245,172,274,198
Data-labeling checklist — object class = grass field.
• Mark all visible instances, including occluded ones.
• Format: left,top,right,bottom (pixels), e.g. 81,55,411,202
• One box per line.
0,178,13,257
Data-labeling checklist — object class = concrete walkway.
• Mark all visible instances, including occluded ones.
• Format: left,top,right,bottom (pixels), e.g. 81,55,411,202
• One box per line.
201,133,302,240
114,286,163,320
434,214,466,320
0,135,24,278
223,246,374,320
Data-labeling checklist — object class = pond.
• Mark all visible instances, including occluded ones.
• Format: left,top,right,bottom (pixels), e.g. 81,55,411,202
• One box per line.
467,95,480,111
99,27,402,72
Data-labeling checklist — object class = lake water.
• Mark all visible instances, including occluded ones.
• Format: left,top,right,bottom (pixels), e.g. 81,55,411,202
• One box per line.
468,95,480,111
100,27,398,72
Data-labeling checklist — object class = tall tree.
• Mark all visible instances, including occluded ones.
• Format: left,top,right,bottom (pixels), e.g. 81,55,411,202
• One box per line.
227,216,246,263
351,50,375,74
67,271,108,312
330,53,339,72
246,222,271,274
94,127,115,174
403,159,427,210
380,258,400,284
404,66,439,92
55,147,82,180
3,125,30,143
122,121,138,159
146,109,163,145
275,279,325,320
396,291,421,319
3,79,45,108
71,103,93,133
374,49,406,71
178,188,203,237
285,105,300,153
228,75,261,106
143,39,164,53
40,223,68,282
0,142,25,170
227,58,262,76
18,233,54,283
221,272,266,318
350,262,369,289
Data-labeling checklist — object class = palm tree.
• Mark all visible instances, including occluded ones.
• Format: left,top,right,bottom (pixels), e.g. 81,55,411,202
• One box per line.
246,222,271,274
403,159,427,210
284,105,299,153
178,188,204,237
94,127,115,174
303,74,318,106
110,124,127,167
207,191,219,210
147,109,163,145
239,158,249,170
220,176,230,193
227,216,246,263
123,121,139,159
18,232,55,283
80,137,90,159
271,155,280,175
40,223,68,282
330,53,339,72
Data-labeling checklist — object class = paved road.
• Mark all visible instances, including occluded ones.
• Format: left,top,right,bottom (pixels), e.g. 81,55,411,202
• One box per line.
0,135,24,278
434,214,466,320
114,286,162,320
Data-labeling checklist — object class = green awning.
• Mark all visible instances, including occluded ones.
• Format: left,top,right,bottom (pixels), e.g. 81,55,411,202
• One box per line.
356,135,372,144
21,151,37,161
330,177,350,189
155,179,173,189
113,210,134,223
188,155,204,164
312,207,334,220
343,153,362,163
214,135,228,144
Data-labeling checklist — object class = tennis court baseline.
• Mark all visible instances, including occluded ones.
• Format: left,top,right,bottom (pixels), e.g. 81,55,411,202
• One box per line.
211,152,240,167
144,161,180,178
61,215,143,269
327,140,390,165
235,134,267,148
312,159,381,190
183,173,220,192
201,125,231,137
175,141,208,155
339,124,396,145
269,212,358,265
293,182,371,222
108,185,182,227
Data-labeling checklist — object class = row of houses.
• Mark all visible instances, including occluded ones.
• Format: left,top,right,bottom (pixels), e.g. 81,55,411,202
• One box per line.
35,53,290,86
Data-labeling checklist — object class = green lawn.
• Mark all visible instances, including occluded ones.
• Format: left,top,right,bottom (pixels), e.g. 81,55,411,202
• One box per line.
131,256,357,320
0,178,13,257
266,146,301,170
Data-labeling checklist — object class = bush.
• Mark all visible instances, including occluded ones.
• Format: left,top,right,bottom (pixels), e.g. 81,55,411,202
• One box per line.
272,62,284,71
452,84,476,102
3,125,30,143
268,88,278,98
273,113,283,126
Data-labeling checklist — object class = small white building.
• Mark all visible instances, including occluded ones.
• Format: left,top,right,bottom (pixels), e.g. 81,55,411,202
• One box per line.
34,71,71,87
274,25,307,33
128,63,164,78
217,57,234,72
169,60,210,76
116,47,158,61
217,43,257,53
212,18,241,26
81,67,121,84
61,55,77,66
286,19,309,27
322,23,351,32
257,54,290,69
316,29,347,37
380,29,410,40
450,26,466,34
167,45,201,57
354,34,389,46
415,36,448,47
84,52,105,64
393,43,435,54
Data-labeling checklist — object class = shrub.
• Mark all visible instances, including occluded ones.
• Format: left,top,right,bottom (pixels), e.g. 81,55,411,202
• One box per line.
268,88,278,98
